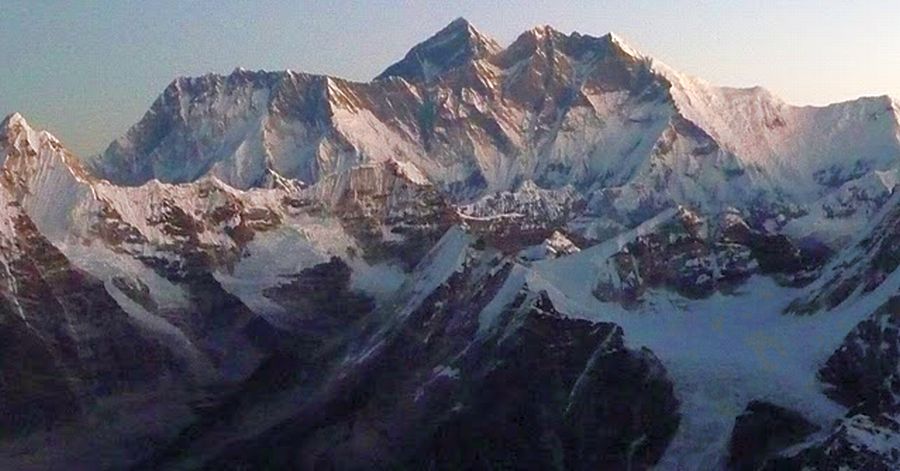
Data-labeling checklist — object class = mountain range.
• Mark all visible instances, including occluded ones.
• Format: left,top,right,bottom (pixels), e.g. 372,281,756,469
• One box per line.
2,18,900,470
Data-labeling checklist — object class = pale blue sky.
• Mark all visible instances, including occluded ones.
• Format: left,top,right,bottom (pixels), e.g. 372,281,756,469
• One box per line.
2,1,898,156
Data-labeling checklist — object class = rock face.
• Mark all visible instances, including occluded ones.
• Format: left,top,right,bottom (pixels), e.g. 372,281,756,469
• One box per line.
592,207,822,306
788,195,900,314
87,21,900,230
262,256,375,334
0,190,176,438
145,235,679,470
765,412,900,470
728,400,819,471
375,17,502,82
820,296,900,412
761,297,900,469
408,294,679,471
306,159,457,267
5,17,900,471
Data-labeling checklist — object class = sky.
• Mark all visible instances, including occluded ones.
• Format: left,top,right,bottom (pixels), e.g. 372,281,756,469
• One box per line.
1,1,899,156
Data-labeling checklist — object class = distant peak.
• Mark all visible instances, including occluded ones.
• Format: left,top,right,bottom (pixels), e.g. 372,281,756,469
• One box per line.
375,17,501,82
525,24,560,38
1,112,29,130
446,16,473,30
1,112,41,146
441,17,491,41
512,24,564,47
498,25,647,69
1,111,70,164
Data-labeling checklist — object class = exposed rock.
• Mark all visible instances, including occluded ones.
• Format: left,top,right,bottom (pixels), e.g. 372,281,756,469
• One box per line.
517,230,581,261
376,17,502,83
765,413,900,470
728,400,819,471
6,16,900,470
820,296,900,413
460,181,586,252
787,197,900,314
765,296,900,469
263,257,375,334
0,200,177,438
144,236,679,470
593,207,826,306
308,160,457,268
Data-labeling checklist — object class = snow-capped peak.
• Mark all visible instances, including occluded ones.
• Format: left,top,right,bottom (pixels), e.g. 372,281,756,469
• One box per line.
525,24,558,38
1,112,84,171
506,24,564,51
1,112,28,130
602,32,644,60
375,17,501,82
446,17,491,42
497,26,647,72
0,112,60,156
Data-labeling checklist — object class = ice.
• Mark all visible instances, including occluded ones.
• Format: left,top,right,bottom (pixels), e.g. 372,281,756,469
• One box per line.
526,226,900,469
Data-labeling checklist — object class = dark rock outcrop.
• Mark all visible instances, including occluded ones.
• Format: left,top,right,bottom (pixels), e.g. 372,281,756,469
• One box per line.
728,400,819,471
263,256,375,334
763,296,900,469
819,296,900,413
765,412,900,470
0,207,176,438
144,239,679,470
594,207,826,306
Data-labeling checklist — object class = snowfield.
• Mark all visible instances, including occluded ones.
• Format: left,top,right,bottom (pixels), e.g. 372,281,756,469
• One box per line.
2,17,900,470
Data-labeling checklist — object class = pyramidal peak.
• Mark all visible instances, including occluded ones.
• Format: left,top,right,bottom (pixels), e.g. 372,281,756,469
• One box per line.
444,17,483,35
1,112,43,149
2,112,65,148
435,17,501,51
375,17,501,82
1,112,30,132
0,112,84,176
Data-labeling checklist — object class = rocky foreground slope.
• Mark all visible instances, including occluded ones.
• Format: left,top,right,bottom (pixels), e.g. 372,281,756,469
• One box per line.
2,19,900,470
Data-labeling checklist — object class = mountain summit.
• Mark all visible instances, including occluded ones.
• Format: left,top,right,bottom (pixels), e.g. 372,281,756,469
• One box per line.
5,19,900,471
376,17,502,82
89,19,900,220
0,112,27,129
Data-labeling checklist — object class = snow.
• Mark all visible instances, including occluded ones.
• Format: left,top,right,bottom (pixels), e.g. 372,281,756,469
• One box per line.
84,28,900,247
403,226,472,308
459,180,581,222
605,32,644,59
5,20,900,468
477,264,528,334
213,225,327,321
657,61,900,203
432,365,460,380
525,217,900,469
105,278,213,379
840,414,900,456
517,230,580,262
529,271,861,468
783,168,899,246
350,261,407,301
391,158,430,185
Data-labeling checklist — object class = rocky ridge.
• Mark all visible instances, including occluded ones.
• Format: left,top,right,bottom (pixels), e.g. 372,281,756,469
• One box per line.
2,18,900,470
